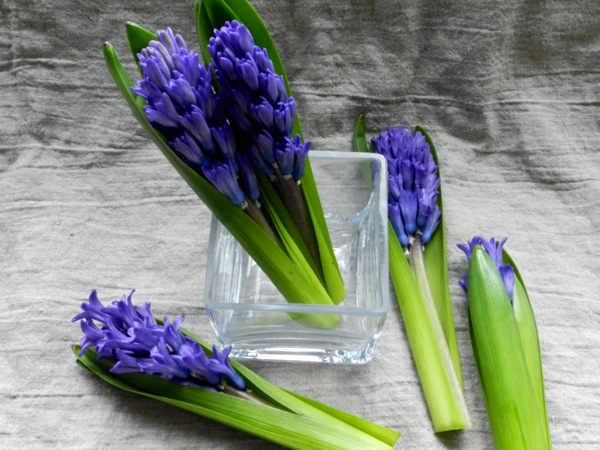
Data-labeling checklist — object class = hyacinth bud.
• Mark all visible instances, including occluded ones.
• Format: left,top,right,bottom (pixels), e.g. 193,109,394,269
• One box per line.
252,98,275,129
372,126,441,247
133,28,255,206
248,144,274,176
259,72,287,104
291,136,311,181
202,159,245,206
237,153,260,201
208,21,309,181
172,133,210,167
458,236,515,301
275,141,295,176
255,131,276,165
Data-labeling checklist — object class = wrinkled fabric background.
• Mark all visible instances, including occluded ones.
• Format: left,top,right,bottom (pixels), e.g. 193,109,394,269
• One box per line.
1,0,599,448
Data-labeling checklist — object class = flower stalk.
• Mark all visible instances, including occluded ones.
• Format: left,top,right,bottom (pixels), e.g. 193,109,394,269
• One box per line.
356,117,470,432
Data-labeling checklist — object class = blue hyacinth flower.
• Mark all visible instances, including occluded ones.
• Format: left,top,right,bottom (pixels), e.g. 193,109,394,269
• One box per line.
132,28,258,206
208,21,310,182
457,236,515,301
372,126,441,247
73,290,245,391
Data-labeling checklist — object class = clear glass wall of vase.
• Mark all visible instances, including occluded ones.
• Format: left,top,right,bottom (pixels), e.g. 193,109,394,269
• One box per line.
204,151,389,363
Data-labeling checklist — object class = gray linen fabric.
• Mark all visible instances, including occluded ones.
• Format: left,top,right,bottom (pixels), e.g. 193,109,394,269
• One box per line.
1,0,599,448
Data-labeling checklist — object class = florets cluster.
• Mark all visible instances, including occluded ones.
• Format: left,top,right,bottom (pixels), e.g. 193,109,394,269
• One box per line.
133,28,257,205
73,290,245,391
458,236,515,301
208,21,310,181
372,127,441,247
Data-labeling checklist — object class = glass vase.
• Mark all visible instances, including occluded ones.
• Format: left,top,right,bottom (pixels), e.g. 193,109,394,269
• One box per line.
204,151,389,364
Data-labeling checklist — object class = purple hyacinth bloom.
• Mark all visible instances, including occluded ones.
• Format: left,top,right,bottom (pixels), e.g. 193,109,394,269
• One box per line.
208,21,309,181
457,236,515,302
372,126,441,247
389,202,410,247
73,290,246,391
133,28,258,206
291,136,311,181
202,159,245,206
236,153,260,201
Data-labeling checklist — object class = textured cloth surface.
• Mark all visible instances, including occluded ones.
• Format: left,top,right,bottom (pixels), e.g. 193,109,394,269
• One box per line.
1,0,599,448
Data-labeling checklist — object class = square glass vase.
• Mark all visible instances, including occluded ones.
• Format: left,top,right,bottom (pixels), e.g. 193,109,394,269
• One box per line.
204,151,389,364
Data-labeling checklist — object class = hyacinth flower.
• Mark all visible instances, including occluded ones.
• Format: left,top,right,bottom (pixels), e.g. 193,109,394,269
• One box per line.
195,0,345,304
206,21,321,274
354,116,470,432
72,291,400,449
132,28,276,242
459,237,551,449
102,2,345,324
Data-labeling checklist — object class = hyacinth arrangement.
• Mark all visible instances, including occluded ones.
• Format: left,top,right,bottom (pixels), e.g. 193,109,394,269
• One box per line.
459,237,551,449
72,291,400,449
354,116,470,432
102,0,345,328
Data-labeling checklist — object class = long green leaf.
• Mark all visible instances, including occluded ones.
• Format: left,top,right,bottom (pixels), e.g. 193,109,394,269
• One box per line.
103,43,332,307
74,346,397,449
258,179,340,329
283,389,400,447
467,248,548,449
415,125,462,387
125,22,157,68
256,173,322,282
503,251,551,449
353,114,375,189
178,326,399,445
300,162,346,304
353,114,369,153
388,223,470,432
195,0,346,304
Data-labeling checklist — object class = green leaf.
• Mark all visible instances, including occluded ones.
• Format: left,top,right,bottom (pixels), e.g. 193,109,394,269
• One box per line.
258,177,340,329
283,389,400,447
73,346,397,449
125,22,157,68
388,223,470,432
415,125,462,387
353,114,369,153
467,247,548,449
353,114,375,190
195,1,217,65
300,162,346,304
201,0,239,38
177,326,399,445
503,251,551,450
257,173,322,283
103,43,335,308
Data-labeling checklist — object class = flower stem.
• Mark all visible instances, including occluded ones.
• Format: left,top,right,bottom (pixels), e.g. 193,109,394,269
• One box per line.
221,383,281,409
272,167,323,278
407,234,471,431
243,199,282,247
